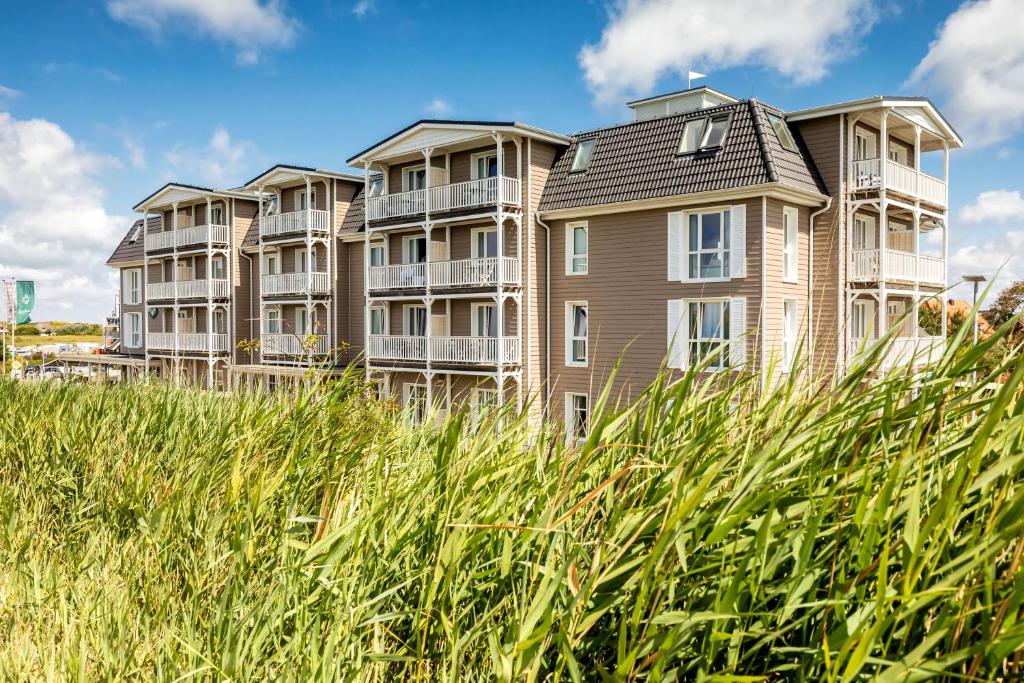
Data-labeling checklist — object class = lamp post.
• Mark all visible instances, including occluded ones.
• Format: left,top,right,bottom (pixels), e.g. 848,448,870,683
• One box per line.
963,274,987,347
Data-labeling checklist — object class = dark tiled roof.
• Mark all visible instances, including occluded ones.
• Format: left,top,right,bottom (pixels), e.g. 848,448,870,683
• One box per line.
241,216,260,249
538,100,826,212
340,186,365,236
107,217,159,266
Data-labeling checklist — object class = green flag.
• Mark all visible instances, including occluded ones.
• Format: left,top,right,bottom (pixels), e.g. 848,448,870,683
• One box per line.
15,281,34,325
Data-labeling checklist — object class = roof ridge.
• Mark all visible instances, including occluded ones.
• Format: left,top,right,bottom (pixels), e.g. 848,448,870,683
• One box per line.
569,100,749,139
747,99,779,184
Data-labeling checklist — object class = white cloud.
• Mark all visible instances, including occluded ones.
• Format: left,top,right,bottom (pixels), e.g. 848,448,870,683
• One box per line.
908,0,1024,147
353,0,375,17
0,113,126,322
948,231,1024,302
0,84,22,99
424,98,452,117
958,190,1024,225
107,0,299,65
164,126,258,186
122,135,146,169
579,0,879,104
43,62,122,82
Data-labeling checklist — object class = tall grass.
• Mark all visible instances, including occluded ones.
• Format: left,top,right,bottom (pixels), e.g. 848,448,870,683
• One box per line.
0,327,1023,681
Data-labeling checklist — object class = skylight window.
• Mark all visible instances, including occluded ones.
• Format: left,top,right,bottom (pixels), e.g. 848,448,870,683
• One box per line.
571,139,595,172
678,114,731,154
128,222,143,244
768,113,798,152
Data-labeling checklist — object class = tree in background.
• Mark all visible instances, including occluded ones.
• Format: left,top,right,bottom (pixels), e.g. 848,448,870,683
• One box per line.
53,322,102,336
919,298,994,340
985,280,1024,348
15,324,40,336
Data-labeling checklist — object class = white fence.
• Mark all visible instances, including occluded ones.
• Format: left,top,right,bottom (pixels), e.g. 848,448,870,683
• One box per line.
367,334,520,365
368,263,427,290
429,257,520,288
366,176,522,221
145,224,229,251
147,332,229,352
849,158,946,206
850,249,945,285
259,209,330,238
261,333,330,356
849,335,945,370
261,272,330,295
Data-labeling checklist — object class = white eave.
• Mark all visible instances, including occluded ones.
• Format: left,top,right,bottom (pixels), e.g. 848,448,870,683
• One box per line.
787,96,963,148
243,165,364,190
133,183,259,212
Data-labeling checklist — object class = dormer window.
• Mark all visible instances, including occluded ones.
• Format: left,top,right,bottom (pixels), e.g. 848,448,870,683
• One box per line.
678,114,731,154
570,139,595,172
767,113,798,153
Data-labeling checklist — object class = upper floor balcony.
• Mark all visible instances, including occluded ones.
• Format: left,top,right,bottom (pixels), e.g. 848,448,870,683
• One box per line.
367,335,521,366
850,158,947,208
146,279,230,301
850,249,945,287
148,332,231,354
368,256,520,292
366,176,522,223
849,335,945,371
261,272,331,296
259,209,330,239
261,333,330,357
146,220,230,252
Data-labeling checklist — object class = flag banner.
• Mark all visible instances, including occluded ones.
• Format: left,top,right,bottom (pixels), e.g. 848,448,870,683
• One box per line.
15,280,34,325
2,281,14,322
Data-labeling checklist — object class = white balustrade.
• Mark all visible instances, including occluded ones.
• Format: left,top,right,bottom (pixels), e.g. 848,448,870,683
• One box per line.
259,209,330,238
146,281,176,300
262,333,330,356
884,159,917,197
429,257,521,288
146,231,176,251
261,272,330,295
368,263,426,290
919,173,946,206
146,332,229,353
177,223,229,247
885,250,917,281
851,159,881,189
918,256,945,285
851,249,945,285
429,336,521,365
850,335,944,370
365,189,426,221
178,279,230,298
366,176,523,221
367,335,427,361
850,250,879,281
148,332,175,350
850,158,946,207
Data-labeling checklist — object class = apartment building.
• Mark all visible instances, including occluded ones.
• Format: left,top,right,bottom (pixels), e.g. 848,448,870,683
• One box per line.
103,86,961,429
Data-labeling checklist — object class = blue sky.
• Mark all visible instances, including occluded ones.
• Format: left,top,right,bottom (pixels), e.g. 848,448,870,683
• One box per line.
1,0,1022,321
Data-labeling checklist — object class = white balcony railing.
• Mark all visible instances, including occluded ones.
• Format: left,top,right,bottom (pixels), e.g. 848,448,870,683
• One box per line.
367,334,520,365
145,224,229,251
849,335,945,370
429,257,521,288
147,332,229,353
261,333,330,356
259,209,330,238
850,158,946,207
850,249,946,285
367,335,427,361
145,279,229,300
366,176,522,222
146,282,177,300
146,231,176,251
261,272,330,296
368,263,427,290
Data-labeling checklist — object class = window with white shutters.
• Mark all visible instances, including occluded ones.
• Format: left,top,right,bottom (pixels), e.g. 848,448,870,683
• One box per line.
668,297,747,370
783,206,799,282
123,269,141,305
125,312,142,348
668,205,745,282
783,299,797,371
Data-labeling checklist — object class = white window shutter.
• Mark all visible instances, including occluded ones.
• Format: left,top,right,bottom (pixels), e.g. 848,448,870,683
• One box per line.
730,204,746,278
667,299,684,368
430,239,448,263
730,297,746,366
667,211,682,281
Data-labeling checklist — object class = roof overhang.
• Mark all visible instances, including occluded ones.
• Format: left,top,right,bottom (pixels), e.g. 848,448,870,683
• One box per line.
346,120,571,168
539,183,829,221
626,86,738,108
243,164,363,189
787,96,963,149
133,183,258,212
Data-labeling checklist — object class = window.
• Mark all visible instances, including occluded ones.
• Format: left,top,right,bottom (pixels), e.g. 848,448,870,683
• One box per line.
211,205,224,226
368,175,385,198
566,222,588,275
855,129,877,161
213,309,227,335
404,305,427,336
688,300,731,370
403,236,427,264
129,222,143,244
687,209,731,279
264,253,279,276
471,228,497,259
888,141,909,166
296,249,314,273
263,194,280,216
853,214,876,251
176,257,193,282
211,257,226,280
851,299,876,341
369,243,386,267
767,113,798,153
265,309,281,334
783,206,798,282
295,308,309,335
472,303,497,337
124,312,142,348
404,384,427,425
471,152,499,180
403,165,427,191
566,393,589,442
566,302,588,367
472,388,498,423
783,299,797,371
295,187,316,211
369,306,387,335
122,268,141,305
176,308,195,333
570,139,594,172
678,114,731,154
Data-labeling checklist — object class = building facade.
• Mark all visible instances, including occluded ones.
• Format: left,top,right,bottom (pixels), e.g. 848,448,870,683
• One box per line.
104,87,961,428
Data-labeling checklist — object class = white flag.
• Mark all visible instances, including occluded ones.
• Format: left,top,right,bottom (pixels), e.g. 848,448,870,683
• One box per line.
688,71,707,83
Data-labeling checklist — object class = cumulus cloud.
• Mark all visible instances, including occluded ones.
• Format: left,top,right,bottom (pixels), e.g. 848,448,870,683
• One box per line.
0,113,126,322
959,190,1024,225
948,231,1023,302
0,84,22,99
353,0,375,17
424,98,452,117
107,0,299,65
579,0,879,104
908,0,1024,147
164,126,258,186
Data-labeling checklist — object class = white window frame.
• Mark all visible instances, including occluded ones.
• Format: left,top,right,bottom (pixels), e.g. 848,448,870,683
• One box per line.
295,187,316,212
888,140,909,166
295,307,309,336
470,151,499,180
782,206,799,283
685,298,732,372
210,256,226,281
296,248,316,273
853,214,877,251
570,139,594,172
471,387,499,423
211,204,224,226
265,307,281,335
565,392,589,442
783,298,798,371
402,235,427,264
176,308,195,333
402,165,427,192
122,268,141,305
470,227,498,259
767,113,798,153
471,302,497,338
404,383,428,425
855,128,877,161
685,207,731,282
368,175,385,198
566,221,588,275
264,252,279,276
369,305,388,336
369,242,387,267
176,256,194,282
124,312,142,348
212,308,227,335
403,304,427,336
565,301,588,367
851,299,876,342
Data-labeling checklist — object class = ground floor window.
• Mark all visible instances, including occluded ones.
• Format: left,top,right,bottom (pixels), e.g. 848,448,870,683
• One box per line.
688,300,730,370
471,387,498,423
566,392,589,442
404,383,427,424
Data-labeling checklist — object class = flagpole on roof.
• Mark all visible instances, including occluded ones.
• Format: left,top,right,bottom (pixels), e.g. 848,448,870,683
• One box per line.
688,70,707,89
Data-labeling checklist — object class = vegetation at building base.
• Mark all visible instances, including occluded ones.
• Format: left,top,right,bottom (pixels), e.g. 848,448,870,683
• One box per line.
0,323,1022,681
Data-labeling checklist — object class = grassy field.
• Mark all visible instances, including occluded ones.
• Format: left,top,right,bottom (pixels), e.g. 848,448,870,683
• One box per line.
0,324,1022,681
12,334,102,347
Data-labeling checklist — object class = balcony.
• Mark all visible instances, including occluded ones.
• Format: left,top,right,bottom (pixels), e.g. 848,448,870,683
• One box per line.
368,257,521,291
261,333,330,356
849,335,945,370
850,250,945,286
367,335,521,365
259,209,330,239
145,279,230,301
145,224,230,252
147,332,230,353
261,272,331,296
850,158,946,207
366,176,522,222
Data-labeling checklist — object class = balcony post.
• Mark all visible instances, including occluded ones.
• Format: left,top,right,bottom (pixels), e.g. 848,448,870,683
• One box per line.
257,186,264,365
879,110,888,192
362,165,371,381
942,141,949,205
142,204,150,372
913,125,922,198
172,202,179,359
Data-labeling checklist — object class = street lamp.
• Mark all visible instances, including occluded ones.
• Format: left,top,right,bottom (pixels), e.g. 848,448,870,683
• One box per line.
963,274,987,346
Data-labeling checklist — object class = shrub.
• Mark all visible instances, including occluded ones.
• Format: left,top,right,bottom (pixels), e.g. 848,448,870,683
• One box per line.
15,324,40,336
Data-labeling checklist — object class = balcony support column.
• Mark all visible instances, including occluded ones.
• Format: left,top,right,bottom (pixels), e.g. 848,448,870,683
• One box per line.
172,202,180,360
142,204,150,373
362,167,371,382
879,109,889,191
493,133,505,401
206,197,213,380
941,217,948,340
304,175,313,365
257,186,265,365
913,125,922,197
